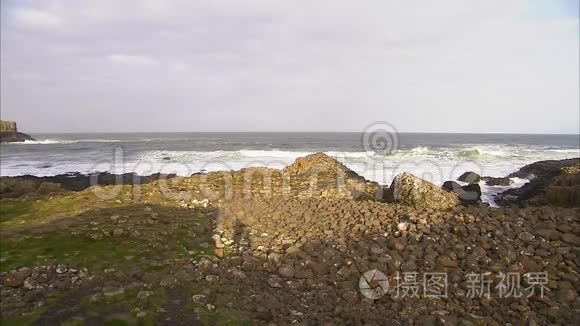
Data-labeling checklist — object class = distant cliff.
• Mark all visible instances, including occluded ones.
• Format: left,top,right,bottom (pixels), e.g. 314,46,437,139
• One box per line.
0,120,34,143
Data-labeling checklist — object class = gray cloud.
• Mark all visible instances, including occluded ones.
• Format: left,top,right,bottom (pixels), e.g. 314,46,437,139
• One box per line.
1,0,578,133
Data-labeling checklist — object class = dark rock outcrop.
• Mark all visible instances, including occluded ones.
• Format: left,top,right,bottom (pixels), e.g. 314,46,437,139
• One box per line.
442,180,481,204
0,172,177,197
0,120,34,143
495,158,580,206
442,181,461,192
461,183,482,203
457,171,480,184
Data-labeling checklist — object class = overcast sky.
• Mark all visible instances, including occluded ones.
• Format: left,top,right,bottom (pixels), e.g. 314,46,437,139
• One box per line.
1,0,578,133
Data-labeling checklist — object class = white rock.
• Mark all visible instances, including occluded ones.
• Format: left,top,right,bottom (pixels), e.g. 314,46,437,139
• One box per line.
191,294,207,303
397,222,408,232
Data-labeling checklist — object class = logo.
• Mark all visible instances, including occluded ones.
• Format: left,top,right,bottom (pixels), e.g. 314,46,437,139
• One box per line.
359,269,389,299
361,121,399,155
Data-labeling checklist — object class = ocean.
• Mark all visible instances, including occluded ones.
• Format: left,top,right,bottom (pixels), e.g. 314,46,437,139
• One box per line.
1,132,578,204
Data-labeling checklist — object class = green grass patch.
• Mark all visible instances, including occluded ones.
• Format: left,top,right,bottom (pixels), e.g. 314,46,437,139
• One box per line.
1,232,135,272
0,186,139,228
0,307,46,326
0,200,35,222
0,204,214,273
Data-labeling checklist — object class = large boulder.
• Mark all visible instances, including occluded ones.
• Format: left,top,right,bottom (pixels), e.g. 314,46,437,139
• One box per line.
442,181,461,192
457,172,481,184
461,184,482,203
442,180,481,204
391,173,458,210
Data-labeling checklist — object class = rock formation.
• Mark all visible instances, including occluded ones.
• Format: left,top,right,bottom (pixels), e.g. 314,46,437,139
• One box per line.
482,176,513,186
283,152,365,182
0,172,177,197
442,180,482,204
0,120,34,143
542,164,580,207
390,172,459,210
495,158,580,206
282,152,385,200
457,171,481,184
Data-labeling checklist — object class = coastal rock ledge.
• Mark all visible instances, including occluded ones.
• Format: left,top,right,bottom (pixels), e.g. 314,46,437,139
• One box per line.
0,120,34,143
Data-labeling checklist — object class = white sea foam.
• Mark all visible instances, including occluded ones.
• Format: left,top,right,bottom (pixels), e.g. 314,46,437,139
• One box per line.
480,177,529,207
18,139,77,145
12,138,151,145
238,149,311,159
406,146,431,155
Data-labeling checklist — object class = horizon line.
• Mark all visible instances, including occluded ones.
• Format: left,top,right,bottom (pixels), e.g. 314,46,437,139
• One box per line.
22,130,580,136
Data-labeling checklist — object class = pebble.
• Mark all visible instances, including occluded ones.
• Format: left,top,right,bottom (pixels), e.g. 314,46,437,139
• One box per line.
278,265,295,278
191,294,207,304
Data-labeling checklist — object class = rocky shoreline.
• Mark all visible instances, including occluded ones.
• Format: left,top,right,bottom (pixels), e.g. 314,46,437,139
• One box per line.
0,154,578,324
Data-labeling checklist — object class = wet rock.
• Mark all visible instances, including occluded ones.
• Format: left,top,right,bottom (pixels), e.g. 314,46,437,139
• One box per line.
482,176,513,186
443,181,481,203
457,172,481,184
496,158,580,206
442,181,462,192
460,184,482,203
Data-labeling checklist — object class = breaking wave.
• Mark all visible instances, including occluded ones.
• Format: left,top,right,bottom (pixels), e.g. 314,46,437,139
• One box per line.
19,140,76,145
13,139,152,145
